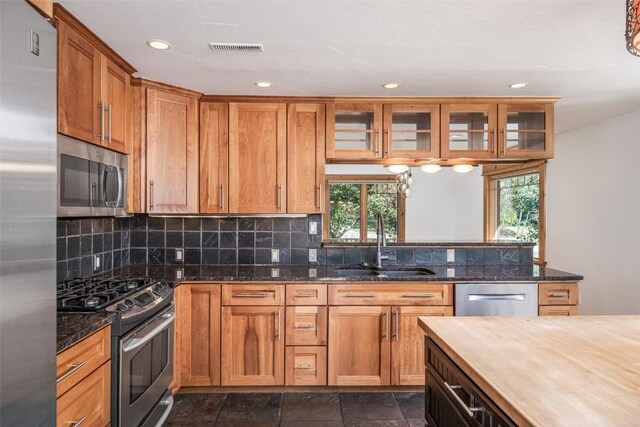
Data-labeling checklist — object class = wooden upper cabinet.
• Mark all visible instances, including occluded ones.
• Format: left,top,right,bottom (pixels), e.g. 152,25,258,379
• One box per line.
287,103,326,213
440,103,498,160
57,21,131,153
498,103,554,159
101,57,129,153
200,102,229,213
146,88,199,213
178,284,221,387
228,103,287,214
383,103,440,159
221,305,284,386
328,305,390,386
390,306,452,386
57,21,101,145
326,103,383,159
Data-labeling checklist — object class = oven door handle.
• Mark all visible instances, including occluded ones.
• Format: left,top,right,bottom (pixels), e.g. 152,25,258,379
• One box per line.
155,395,174,427
122,312,175,354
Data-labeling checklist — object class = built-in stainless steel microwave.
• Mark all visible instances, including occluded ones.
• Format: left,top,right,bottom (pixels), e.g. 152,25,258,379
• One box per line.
58,134,127,217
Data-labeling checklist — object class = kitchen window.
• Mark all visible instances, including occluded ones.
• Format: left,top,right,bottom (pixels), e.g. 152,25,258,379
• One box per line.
484,162,546,264
324,175,406,242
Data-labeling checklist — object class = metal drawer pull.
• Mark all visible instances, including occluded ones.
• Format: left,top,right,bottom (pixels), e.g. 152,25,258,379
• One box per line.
97,102,104,140
393,309,399,340
295,323,315,329
219,184,225,210
402,293,434,298
468,293,525,301
107,104,112,143
69,417,86,427
345,293,376,298
233,293,271,298
275,309,281,340
56,361,86,383
549,292,569,298
296,364,314,370
444,382,484,417
295,293,317,298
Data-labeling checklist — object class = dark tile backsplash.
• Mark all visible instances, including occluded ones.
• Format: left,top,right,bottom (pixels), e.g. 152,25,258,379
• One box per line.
57,214,534,281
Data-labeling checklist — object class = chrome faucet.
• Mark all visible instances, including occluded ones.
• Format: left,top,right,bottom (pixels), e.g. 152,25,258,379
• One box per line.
375,212,388,269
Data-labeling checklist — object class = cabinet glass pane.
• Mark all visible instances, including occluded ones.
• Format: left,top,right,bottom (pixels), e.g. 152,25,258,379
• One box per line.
448,132,488,151
335,111,374,151
392,132,431,151
449,112,489,132
506,111,545,130
392,112,431,131
506,131,546,151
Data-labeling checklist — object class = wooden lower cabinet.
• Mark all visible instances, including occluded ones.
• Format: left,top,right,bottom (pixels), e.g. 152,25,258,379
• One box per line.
57,362,110,427
539,305,579,316
328,306,391,386
285,306,327,346
178,284,221,387
286,346,327,386
391,306,453,386
221,305,284,386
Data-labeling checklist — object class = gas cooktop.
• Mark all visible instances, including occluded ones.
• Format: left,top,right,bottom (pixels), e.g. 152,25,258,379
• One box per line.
57,276,167,312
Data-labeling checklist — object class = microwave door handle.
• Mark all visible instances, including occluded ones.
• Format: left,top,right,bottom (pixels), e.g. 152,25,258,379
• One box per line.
102,167,109,207
115,167,123,208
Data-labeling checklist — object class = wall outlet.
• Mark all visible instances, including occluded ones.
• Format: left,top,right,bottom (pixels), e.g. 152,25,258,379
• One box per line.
271,249,279,263
309,249,317,262
447,249,455,263
176,268,183,280
308,268,317,278
176,248,183,261
93,254,101,271
309,222,318,235
447,268,455,278
271,268,280,278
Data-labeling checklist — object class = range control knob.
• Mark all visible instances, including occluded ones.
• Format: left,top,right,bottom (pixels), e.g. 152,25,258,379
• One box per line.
116,303,129,312
124,298,135,307
154,283,166,292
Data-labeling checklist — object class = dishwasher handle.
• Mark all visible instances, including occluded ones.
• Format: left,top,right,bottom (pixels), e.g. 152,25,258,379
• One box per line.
468,293,526,301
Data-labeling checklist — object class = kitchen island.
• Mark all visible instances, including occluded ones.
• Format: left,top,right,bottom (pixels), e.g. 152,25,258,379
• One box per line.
418,316,640,427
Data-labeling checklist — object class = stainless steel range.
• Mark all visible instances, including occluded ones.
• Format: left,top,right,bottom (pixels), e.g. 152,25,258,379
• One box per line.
57,276,175,427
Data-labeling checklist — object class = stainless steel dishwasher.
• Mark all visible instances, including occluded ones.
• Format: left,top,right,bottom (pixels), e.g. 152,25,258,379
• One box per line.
455,283,538,316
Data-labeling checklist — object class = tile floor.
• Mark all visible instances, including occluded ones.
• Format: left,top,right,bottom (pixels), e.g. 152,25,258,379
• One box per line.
167,392,425,426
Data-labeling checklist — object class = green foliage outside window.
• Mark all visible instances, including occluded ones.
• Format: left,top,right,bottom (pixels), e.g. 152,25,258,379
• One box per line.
496,173,539,244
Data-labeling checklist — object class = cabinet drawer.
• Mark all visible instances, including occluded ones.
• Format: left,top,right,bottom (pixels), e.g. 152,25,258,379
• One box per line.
286,284,327,305
285,346,327,386
56,326,110,398
286,306,327,346
538,282,579,305
57,361,110,427
222,283,285,305
329,283,452,306
539,305,578,316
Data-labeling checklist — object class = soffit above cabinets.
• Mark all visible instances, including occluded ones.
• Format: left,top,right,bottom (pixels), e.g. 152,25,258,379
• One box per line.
59,0,640,133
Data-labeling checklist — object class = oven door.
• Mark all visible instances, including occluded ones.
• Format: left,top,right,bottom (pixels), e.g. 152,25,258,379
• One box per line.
119,305,174,427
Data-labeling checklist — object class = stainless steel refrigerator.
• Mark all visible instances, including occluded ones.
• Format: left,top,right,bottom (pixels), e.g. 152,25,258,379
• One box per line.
0,1,57,425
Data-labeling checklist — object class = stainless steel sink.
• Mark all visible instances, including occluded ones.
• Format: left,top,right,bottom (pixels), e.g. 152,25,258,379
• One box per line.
335,266,435,277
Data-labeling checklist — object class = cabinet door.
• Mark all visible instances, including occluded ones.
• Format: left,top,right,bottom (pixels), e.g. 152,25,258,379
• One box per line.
57,21,101,145
221,306,284,385
328,306,390,386
56,362,110,427
498,103,554,159
383,103,440,159
440,104,497,159
101,56,129,153
178,284,221,387
391,306,453,386
326,103,383,159
287,103,325,213
200,102,229,213
146,88,198,213
285,306,327,346
229,103,287,213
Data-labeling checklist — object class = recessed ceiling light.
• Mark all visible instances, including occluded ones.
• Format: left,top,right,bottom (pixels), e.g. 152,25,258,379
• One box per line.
255,81,272,88
146,39,171,50
452,164,474,174
383,83,400,89
508,82,528,89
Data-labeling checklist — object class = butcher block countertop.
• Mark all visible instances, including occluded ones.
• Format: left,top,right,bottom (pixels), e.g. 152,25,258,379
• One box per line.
418,315,640,427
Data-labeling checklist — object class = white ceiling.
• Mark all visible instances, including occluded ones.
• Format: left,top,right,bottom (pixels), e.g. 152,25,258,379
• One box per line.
60,0,640,133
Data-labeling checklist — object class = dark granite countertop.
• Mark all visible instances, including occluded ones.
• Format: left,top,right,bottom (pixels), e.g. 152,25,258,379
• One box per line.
57,312,115,353
323,241,536,248
101,264,583,285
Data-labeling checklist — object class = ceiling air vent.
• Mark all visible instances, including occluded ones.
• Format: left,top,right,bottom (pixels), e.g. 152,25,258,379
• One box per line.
209,43,264,52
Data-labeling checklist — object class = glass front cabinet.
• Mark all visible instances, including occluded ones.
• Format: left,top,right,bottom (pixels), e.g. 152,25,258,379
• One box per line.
326,103,383,159
440,103,497,160
382,103,440,159
497,103,553,159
